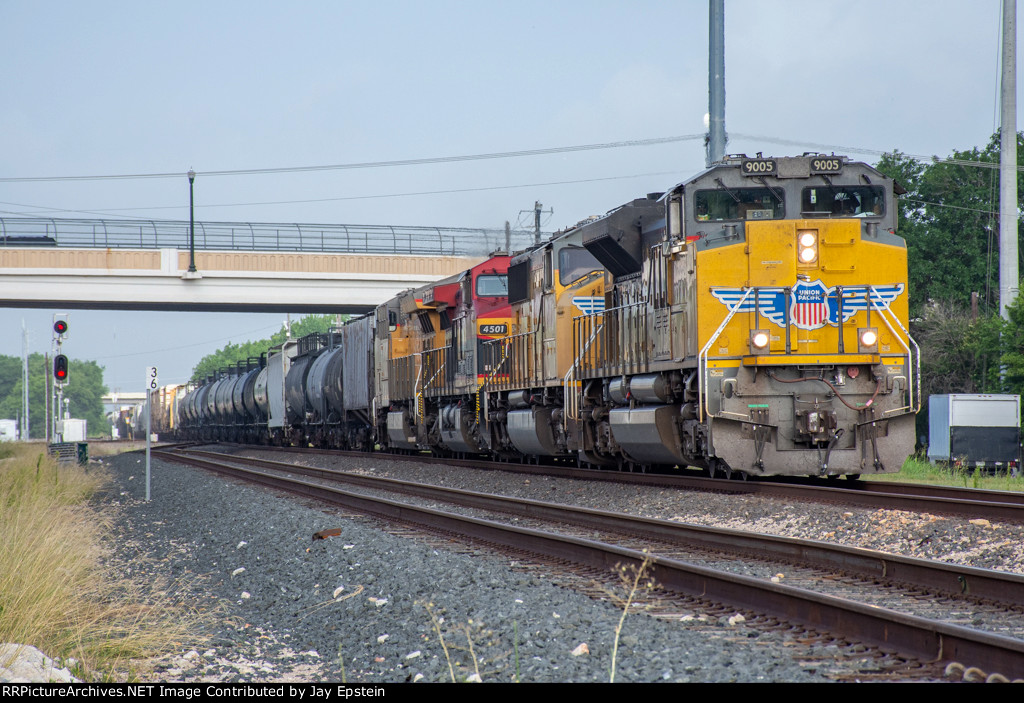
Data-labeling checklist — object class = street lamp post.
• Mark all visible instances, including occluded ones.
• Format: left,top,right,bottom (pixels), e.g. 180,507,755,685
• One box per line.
187,169,197,273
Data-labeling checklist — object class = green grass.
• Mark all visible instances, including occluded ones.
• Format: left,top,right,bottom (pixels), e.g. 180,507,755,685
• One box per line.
0,443,206,681
864,452,1024,492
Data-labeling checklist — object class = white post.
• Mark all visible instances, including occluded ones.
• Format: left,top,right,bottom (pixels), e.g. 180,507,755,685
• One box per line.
146,366,158,501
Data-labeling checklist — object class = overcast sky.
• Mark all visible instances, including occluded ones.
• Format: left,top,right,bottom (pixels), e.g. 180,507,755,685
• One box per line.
0,0,1017,394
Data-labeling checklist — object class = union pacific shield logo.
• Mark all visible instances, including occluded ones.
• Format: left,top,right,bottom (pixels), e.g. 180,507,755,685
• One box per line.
791,280,829,330
709,281,905,331
572,296,605,315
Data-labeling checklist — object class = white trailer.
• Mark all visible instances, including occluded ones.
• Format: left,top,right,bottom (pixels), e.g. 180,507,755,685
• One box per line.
927,394,1020,471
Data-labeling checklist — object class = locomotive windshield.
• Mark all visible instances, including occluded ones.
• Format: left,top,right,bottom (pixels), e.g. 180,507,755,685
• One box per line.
695,188,785,221
476,274,508,297
558,246,603,286
801,185,885,217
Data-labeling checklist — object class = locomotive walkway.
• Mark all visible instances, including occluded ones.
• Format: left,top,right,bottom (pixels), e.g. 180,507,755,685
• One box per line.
0,217,533,313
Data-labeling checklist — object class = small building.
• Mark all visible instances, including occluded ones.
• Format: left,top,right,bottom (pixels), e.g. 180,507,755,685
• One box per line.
0,419,18,442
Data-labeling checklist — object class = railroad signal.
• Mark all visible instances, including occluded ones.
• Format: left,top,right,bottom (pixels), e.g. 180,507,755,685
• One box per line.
54,354,68,383
53,320,68,336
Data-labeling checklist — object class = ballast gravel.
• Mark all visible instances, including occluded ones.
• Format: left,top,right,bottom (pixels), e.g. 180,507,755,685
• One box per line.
88,448,1024,684
95,451,838,684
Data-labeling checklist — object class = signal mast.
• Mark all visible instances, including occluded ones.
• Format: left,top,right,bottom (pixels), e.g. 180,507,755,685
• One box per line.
52,315,69,442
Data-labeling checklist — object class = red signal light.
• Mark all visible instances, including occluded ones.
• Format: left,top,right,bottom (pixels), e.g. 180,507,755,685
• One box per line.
54,354,68,381
54,320,68,335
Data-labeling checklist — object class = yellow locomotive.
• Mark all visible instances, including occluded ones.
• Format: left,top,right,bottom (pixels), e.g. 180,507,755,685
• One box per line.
483,154,916,478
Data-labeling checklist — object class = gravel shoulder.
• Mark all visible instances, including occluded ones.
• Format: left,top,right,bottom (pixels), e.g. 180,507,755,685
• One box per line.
94,448,1024,683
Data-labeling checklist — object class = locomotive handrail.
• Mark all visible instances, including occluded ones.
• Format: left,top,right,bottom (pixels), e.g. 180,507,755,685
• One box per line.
477,337,513,423
414,360,425,421
418,346,449,415
575,301,647,377
482,329,537,391
867,286,921,415
565,313,605,421
699,287,754,423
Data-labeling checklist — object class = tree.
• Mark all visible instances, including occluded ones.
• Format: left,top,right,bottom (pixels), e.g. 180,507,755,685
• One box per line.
0,354,108,438
907,302,1002,441
190,314,344,382
913,302,1002,394
999,290,1024,397
876,133,1024,317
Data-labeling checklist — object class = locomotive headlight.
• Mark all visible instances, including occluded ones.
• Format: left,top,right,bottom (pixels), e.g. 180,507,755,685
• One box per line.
858,327,879,352
750,329,770,355
797,230,818,265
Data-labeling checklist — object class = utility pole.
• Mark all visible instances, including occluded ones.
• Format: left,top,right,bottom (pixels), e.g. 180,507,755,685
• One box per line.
534,201,542,245
706,0,727,167
519,202,552,244
187,169,198,275
44,353,50,443
1000,0,1018,323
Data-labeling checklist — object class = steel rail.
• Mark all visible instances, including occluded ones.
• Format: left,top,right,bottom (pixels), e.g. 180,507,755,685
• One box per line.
164,448,1024,606
224,443,1024,523
156,449,1024,680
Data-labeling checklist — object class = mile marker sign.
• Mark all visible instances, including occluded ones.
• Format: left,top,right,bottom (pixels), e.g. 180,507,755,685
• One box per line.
145,366,157,501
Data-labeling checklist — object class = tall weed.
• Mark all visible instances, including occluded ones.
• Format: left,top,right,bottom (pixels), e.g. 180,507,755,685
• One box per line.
0,445,202,680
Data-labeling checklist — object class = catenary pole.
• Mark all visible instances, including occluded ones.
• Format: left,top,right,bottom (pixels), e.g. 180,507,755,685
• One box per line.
707,0,726,167
1000,0,1018,323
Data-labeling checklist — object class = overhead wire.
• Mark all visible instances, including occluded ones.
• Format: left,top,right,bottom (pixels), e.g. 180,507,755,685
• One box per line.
92,323,285,361
3,131,1018,191
0,170,686,220
4,170,684,214
0,135,704,183
902,198,999,217
730,132,1018,172
4,131,1017,224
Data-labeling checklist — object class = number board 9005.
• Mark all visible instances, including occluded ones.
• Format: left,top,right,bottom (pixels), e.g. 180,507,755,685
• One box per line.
809,157,843,174
740,159,777,176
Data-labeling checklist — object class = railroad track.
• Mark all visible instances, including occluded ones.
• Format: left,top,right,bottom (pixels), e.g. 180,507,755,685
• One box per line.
215,442,1024,523
155,445,1024,681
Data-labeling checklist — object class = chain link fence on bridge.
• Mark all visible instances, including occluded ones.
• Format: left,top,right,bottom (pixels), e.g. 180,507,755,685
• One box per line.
0,217,541,257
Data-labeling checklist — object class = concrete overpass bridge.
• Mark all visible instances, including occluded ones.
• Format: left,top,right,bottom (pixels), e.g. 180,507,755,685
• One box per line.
0,217,535,313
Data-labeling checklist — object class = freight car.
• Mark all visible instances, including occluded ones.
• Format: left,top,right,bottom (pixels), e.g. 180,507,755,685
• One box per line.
171,154,916,478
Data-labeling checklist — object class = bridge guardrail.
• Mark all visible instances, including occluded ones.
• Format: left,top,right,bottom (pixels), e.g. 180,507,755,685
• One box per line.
0,217,538,257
